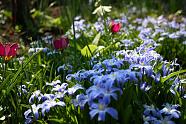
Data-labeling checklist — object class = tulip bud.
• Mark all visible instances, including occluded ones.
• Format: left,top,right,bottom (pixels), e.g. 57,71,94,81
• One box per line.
0,42,19,62
53,36,69,50
110,21,122,33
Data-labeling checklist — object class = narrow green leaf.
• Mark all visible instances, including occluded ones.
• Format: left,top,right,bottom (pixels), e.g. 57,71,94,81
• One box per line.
10,94,16,111
20,104,30,109
48,118,65,123
49,62,54,82
38,53,42,65
0,74,11,91
6,50,42,94
161,69,186,83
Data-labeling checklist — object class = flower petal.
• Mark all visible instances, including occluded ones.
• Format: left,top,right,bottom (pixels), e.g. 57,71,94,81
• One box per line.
106,107,118,120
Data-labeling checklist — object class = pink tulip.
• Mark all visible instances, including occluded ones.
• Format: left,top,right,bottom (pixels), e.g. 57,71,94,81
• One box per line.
53,36,69,50
0,42,19,62
110,21,122,33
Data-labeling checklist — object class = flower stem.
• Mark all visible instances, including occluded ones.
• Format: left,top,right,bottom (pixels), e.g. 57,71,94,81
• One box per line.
3,61,7,82
72,16,78,69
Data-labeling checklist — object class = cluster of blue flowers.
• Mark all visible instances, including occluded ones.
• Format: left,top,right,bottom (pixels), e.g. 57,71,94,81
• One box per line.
23,12,186,123
133,16,186,41
143,103,181,124
24,80,83,123
65,30,185,122
64,39,166,121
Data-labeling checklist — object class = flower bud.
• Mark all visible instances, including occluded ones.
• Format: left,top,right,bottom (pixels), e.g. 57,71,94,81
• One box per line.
53,36,69,50
110,21,122,33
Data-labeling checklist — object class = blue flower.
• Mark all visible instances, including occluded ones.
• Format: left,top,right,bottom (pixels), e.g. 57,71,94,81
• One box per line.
160,103,180,119
66,69,89,81
51,83,68,99
151,73,161,83
143,104,161,118
57,64,73,73
162,62,170,77
52,83,68,92
54,91,68,99
46,80,61,87
66,69,97,82
90,75,105,85
93,20,104,33
18,85,28,96
29,90,43,104
143,104,180,124
46,50,59,56
120,69,142,82
40,99,65,116
143,115,157,124
86,85,104,101
25,117,32,124
41,94,55,101
24,104,42,121
68,84,84,95
109,70,132,86
79,69,101,81
42,34,53,44
130,64,153,77
89,100,118,121
92,58,123,73
123,44,162,66
101,82,122,103
87,79,122,103
183,94,186,99
154,116,176,124
66,72,82,81
72,94,88,109
140,82,152,91
120,39,134,48
170,77,182,95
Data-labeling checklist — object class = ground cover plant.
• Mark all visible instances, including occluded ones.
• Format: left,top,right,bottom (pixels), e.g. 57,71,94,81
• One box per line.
0,0,186,124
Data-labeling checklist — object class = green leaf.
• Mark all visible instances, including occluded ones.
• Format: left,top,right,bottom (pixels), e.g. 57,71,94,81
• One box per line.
48,118,66,123
6,50,42,95
161,69,186,83
49,63,54,82
92,33,101,45
20,104,30,109
51,17,61,26
0,74,11,91
81,45,97,57
10,94,16,111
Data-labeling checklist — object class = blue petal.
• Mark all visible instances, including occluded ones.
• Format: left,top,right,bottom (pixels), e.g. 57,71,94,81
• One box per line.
34,111,39,120
171,112,180,118
56,101,66,107
25,117,33,124
90,103,99,109
106,107,118,120
98,111,105,121
89,109,99,119
24,109,32,119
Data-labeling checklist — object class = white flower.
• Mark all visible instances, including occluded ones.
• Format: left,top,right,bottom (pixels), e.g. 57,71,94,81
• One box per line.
92,5,112,16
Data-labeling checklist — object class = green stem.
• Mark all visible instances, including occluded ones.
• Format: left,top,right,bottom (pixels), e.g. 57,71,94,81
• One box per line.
72,17,78,69
3,62,7,82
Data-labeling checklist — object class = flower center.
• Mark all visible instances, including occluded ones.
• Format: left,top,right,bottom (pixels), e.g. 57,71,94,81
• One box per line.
98,104,105,110
4,56,12,61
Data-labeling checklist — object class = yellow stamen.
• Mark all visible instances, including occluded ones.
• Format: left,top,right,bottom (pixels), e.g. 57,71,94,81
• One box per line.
98,104,104,110
4,56,12,61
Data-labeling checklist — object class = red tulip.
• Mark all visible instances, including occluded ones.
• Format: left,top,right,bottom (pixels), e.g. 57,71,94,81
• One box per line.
0,42,19,62
53,36,69,50
110,21,122,33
